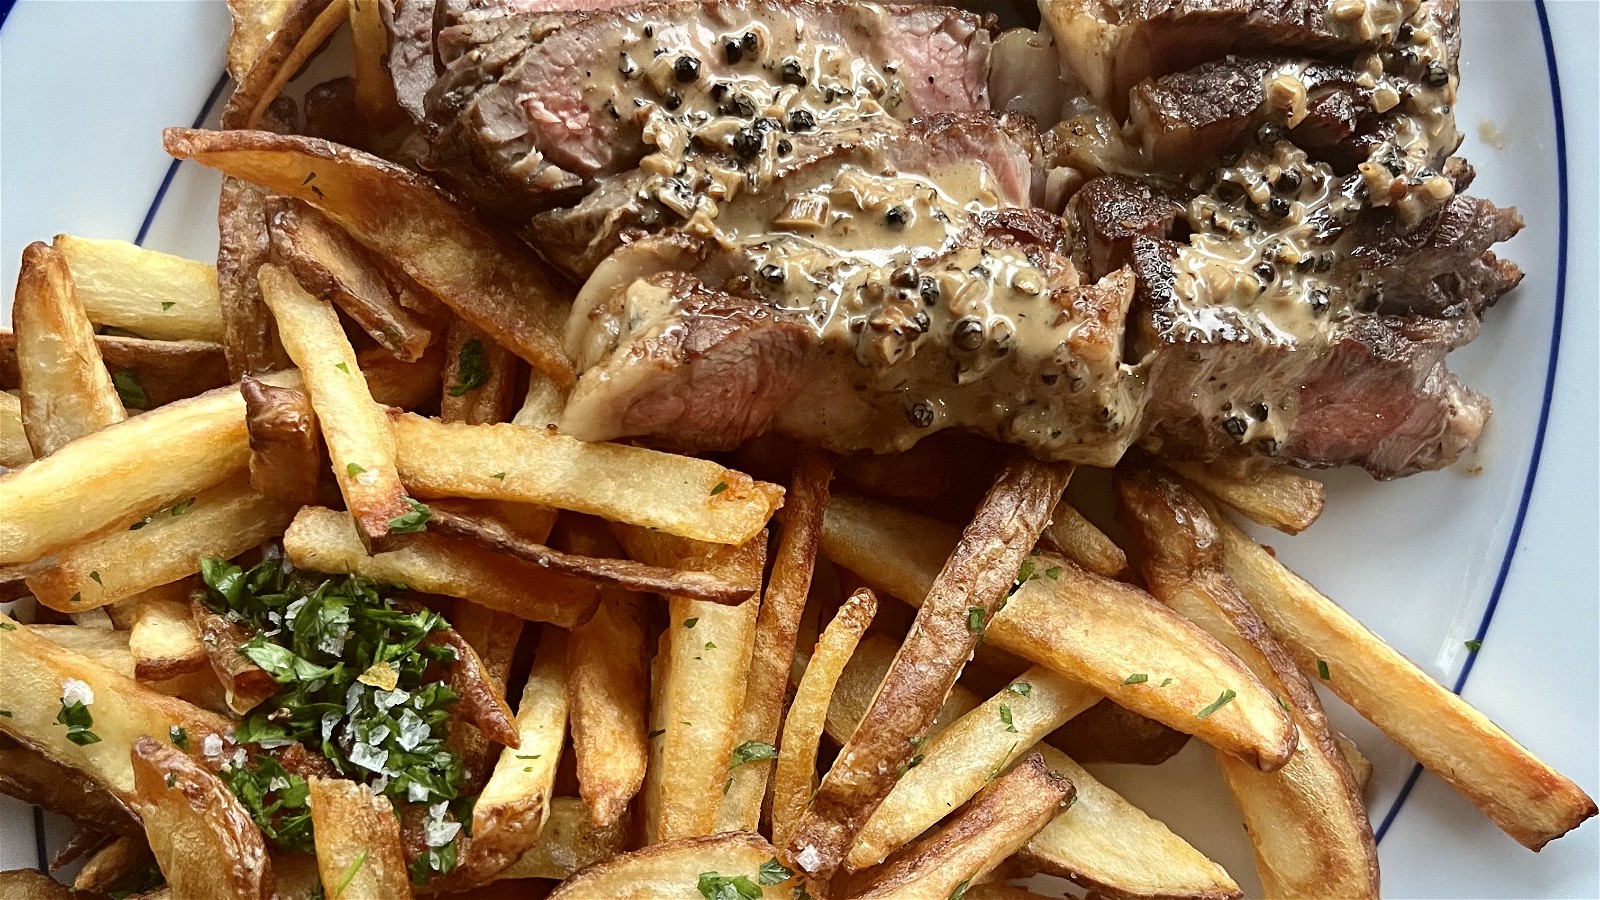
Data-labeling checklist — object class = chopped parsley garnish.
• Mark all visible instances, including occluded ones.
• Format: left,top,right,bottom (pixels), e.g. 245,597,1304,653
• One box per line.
649,728,666,739
221,754,314,853
56,697,100,746
988,741,1019,781
107,863,164,900
335,362,350,374
1316,659,1331,680
335,849,369,897
710,481,730,496
89,570,102,584
698,872,762,900
346,463,366,477
491,471,507,481
1009,559,1037,596
387,498,432,534
113,369,149,410
447,339,491,396
1196,689,1238,719
169,726,189,749
950,879,972,900
0,621,14,630
730,740,778,767
966,606,986,634
161,301,176,311
684,617,699,629
170,497,194,516
1160,677,1174,687
1123,673,1148,685
759,858,792,885
1464,639,1482,652
0,710,11,718
1045,566,1062,580
999,703,1018,732
1007,682,1032,697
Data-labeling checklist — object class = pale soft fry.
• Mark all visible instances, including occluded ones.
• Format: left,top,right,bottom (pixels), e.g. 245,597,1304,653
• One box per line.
261,263,412,551
74,835,155,894
789,459,1072,878
132,736,275,900
773,588,877,851
308,777,413,900
390,412,783,545
1337,732,1374,793
217,176,283,378
822,493,1296,771
283,506,599,627
1166,461,1326,534
12,241,126,456
222,0,349,129
498,796,628,881
52,235,223,341
848,664,1101,871
561,518,650,828
850,754,1072,900
267,197,435,362
347,0,404,129
224,0,295,79
512,370,566,429
0,391,31,469
546,832,802,900
130,581,208,681
1044,500,1127,578
613,526,765,844
242,375,324,504
450,599,525,793
1119,465,1377,898
720,450,833,833
470,628,568,883
443,322,522,425
25,475,300,611
1211,506,1599,851
163,128,577,384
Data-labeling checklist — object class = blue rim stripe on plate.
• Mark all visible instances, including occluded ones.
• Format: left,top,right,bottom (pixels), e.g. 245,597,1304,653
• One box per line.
135,72,232,247
1372,0,1570,845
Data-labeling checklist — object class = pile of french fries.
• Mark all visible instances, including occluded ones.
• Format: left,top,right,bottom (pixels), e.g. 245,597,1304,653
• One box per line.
0,3,1594,899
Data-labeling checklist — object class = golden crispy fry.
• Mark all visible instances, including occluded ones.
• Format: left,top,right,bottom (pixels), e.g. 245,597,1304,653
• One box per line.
163,128,576,385
217,176,283,378
283,506,599,626
192,598,280,715
822,493,1296,771
260,263,413,551
821,634,1240,900
347,0,405,129
613,526,765,844
773,588,876,851
0,870,81,900
449,599,526,793
469,629,567,883
308,777,413,900
847,664,1100,872
132,736,275,900
267,198,436,362
720,450,833,833
1210,505,1598,850
1119,465,1377,898
498,796,628,881
789,459,1071,878
1166,460,1325,535
224,0,295,79
25,475,299,611
442,322,522,425
390,412,783,545
74,835,155,894
1044,500,1127,579
0,391,32,469
130,582,207,681
51,235,222,342
546,832,804,900
560,518,650,828
850,754,1073,900
242,375,324,504
1050,698,1190,766
420,624,517,748
222,0,349,129
0,740,141,837
430,506,757,605
12,241,126,455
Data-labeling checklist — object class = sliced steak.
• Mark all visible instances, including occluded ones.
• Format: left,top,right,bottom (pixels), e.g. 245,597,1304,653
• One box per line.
423,0,993,213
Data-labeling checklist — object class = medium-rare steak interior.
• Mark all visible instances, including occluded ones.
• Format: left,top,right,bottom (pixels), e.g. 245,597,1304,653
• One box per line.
387,0,1521,478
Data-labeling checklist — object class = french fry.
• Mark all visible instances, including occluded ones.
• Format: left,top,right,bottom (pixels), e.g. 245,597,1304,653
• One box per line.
849,754,1073,900
267,198,436,362
560,518,650,828
1210,505,1599,851
132,736,276,900
430,505,758,605
847,664,1101,871
0,739,141,837
224,0,296,79
74,835,155,894
613,526,765,844
222,0,349,129
360,344,446,410
545,832,805,900
512,370,566,429
821,493,1296,771
443,322,522,425
1337,732,1374,794
1050,698,1190,766
0,613,236,803
217,176,283,378
51,235,223,342
390,412,783,546
347,0,405,128
242,375,324,504
1118,465,1378,898
0,391,31,469
29,622,228,714
260,263,414,551
789,458,1072,878
307,777,413,900
25,475,300,611
469,628,567,883
163,128,577,385
94,335,230,407
283,506,599,627
450,600,526,793
129,581,208,681
719,450,833,833
12,241,126,456
193,599,280,715
497,796,628,880
426,624,518,748
1044,500,1127,579
773,588,877,850
0,870,81,900
835,435,955,501
1165,460,1325,535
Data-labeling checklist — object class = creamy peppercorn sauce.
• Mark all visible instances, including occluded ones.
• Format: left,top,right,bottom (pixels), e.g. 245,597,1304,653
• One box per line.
556,0,1467,466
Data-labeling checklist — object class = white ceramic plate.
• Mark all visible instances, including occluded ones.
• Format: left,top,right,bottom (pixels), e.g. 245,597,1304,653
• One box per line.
1,1,1594,896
